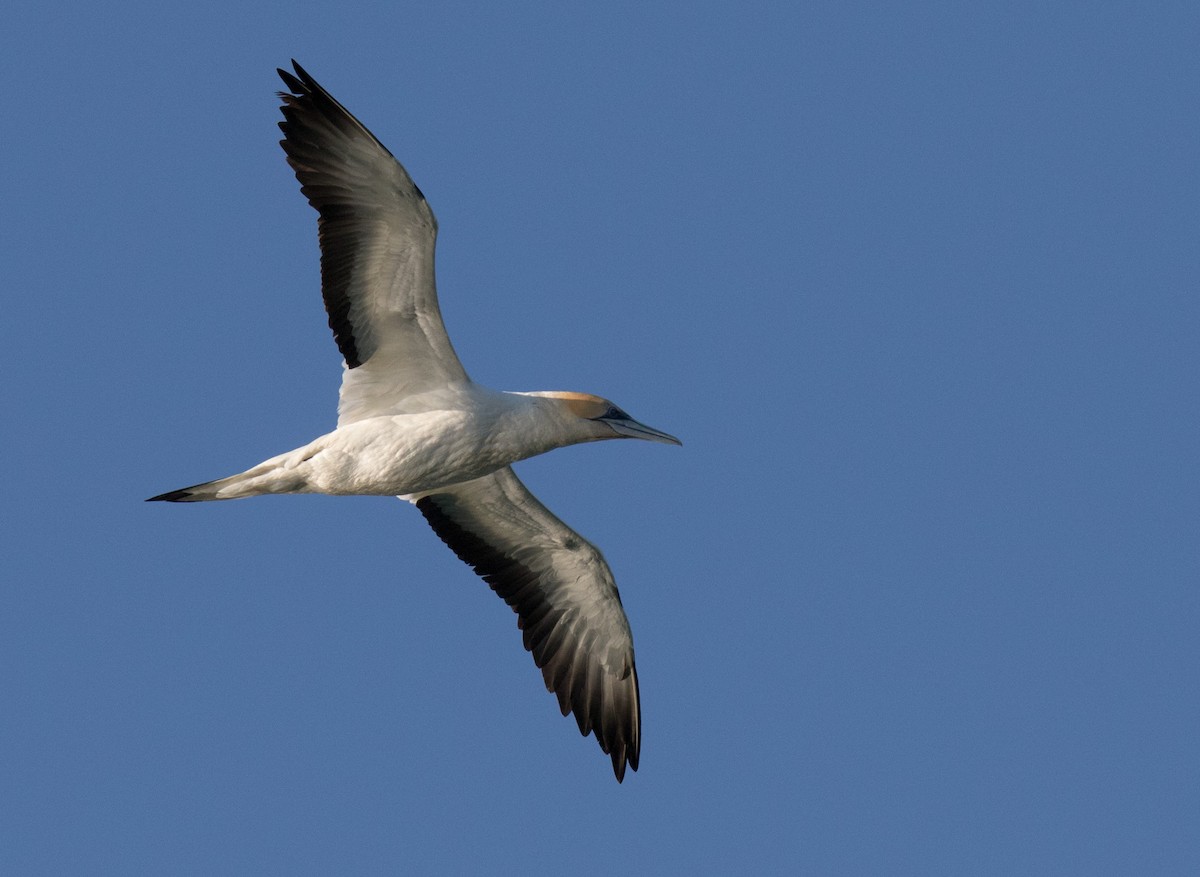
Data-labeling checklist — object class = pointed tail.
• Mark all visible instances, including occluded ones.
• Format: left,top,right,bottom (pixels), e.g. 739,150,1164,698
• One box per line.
146,477,233,502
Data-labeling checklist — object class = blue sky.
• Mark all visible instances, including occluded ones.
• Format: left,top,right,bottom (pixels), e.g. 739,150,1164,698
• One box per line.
3,2,1198,873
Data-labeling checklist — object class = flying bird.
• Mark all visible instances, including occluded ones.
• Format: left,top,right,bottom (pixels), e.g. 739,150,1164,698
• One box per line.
148,61,679,781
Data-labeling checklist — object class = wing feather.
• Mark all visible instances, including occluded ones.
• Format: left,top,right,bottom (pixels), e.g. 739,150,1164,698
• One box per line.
413,467,641,781
276,62,469,423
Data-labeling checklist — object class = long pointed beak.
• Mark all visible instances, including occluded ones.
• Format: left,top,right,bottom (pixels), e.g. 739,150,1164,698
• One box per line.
606,417,682,446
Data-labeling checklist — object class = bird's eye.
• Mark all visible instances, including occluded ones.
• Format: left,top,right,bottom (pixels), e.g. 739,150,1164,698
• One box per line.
606,406,625,420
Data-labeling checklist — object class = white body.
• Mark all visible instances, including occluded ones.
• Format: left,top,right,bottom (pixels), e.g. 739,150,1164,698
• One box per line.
199,388,598,500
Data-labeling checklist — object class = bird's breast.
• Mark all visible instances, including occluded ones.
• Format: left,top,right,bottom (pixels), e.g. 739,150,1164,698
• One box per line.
304,408,525,496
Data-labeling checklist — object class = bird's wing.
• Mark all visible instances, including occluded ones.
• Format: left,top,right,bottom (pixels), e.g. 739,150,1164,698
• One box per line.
411,467,641,781
277,61,469,425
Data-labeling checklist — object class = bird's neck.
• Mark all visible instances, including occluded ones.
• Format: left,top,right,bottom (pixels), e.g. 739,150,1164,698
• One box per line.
495,391,602,460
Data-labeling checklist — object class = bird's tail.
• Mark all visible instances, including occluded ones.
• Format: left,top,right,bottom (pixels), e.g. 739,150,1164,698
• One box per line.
146,474,248,502
146,457,301,502
148,445,317,503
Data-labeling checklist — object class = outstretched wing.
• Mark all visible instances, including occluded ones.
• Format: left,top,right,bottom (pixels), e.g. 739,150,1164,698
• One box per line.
412,467,641,781
277,61,469,424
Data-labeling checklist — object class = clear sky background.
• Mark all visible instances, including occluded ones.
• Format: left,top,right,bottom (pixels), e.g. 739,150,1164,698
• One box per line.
3,2,1197,874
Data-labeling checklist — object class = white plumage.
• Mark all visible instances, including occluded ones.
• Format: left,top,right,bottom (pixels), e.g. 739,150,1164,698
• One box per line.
149,61,679,782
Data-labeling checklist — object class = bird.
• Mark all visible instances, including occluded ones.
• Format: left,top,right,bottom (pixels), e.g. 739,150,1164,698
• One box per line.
147,61,680,781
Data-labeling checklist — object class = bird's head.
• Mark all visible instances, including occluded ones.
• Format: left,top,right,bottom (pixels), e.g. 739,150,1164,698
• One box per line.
532,391,682,446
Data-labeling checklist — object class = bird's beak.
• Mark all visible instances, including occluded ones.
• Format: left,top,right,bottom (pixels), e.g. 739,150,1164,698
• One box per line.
603,416,682,446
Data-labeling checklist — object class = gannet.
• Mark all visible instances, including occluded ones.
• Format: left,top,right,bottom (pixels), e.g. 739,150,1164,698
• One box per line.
148,61,679,781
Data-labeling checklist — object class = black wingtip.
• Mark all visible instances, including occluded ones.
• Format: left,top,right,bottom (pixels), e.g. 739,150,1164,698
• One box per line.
610,737,637,783
278,60,319,96
146,489,194,502
277,68,303,94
